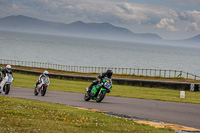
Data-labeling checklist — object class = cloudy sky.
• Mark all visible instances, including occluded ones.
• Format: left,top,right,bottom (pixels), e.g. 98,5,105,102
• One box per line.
0,0,200,40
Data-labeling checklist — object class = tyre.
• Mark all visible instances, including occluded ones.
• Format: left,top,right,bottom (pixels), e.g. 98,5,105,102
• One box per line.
34,88,39,96
96,91,106,103
41,86,47,96
84,93,90,101
4,84,10,95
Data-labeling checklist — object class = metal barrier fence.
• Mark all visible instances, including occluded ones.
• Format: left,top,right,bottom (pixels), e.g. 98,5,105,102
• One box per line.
0,59,200,80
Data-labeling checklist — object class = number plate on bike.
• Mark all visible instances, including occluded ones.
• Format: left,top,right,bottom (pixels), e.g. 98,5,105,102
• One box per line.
7,78,12,83
104,82,111,89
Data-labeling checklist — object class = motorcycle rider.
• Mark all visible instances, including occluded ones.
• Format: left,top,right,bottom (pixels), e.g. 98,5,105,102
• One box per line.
35,70,49,88
0,65,13,94
87,69,113,95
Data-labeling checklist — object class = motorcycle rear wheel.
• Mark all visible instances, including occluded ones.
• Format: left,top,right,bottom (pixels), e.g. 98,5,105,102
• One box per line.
96,91,106,103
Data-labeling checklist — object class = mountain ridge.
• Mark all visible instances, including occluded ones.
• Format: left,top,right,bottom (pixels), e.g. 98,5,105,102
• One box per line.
0,15,199,44
185,34,200,42
0,15,163,43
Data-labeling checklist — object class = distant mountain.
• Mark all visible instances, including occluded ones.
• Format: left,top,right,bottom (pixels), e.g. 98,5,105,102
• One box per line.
0,15,163,43
184,34,200,42
0,15,68,33
166,34,200,46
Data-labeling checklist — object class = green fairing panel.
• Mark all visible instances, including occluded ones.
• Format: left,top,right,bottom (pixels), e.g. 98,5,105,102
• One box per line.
101,88,106,91
92,86,97,92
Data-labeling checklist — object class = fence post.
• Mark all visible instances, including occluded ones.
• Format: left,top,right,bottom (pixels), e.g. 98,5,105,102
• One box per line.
174,70,176,78
159,70,161,77
150,69,151,77
146,69,147,76
180,71,182,78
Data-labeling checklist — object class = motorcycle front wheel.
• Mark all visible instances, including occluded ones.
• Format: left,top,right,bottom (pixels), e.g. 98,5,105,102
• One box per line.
34,87,38,96
96,91,106,103
84,93,90,101
3,84,10,95
41,86,47,96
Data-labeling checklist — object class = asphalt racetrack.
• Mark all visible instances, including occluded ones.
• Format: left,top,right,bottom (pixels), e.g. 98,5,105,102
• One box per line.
5,86,200,129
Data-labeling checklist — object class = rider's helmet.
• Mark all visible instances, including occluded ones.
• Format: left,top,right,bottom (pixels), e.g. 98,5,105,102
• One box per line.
43,70,49,76
106,69,113,78
6,65,12,73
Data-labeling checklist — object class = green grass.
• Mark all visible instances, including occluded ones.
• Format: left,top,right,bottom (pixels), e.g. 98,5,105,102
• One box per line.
0,96,174,133
12,72,200,104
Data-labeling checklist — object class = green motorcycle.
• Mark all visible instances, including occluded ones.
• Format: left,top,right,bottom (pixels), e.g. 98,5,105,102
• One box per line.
84,77,112,103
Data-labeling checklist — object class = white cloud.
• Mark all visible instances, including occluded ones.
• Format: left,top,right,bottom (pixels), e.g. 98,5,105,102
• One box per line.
191,22,200,31
12,3,19,9
179,10,200,22
185,22,200,31
178,10,200,32
156,18,179,31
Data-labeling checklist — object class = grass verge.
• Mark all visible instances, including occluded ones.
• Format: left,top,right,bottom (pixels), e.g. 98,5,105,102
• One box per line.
0,96,174,133
12,72,200,104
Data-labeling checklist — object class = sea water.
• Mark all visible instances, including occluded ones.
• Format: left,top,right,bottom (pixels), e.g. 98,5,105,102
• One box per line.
0,30,200,76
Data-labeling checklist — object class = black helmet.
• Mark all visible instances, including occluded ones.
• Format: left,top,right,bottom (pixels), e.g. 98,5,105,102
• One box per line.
106,69,113,78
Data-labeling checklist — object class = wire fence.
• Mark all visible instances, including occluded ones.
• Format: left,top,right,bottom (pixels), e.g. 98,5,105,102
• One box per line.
0,59,200,80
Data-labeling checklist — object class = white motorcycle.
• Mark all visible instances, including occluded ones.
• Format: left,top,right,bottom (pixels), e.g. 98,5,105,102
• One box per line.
34,76,50,96
2,73,14,94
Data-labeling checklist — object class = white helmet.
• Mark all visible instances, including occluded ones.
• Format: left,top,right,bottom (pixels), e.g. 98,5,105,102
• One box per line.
43,70,49,76
6,65,12,72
